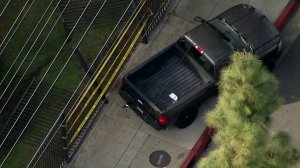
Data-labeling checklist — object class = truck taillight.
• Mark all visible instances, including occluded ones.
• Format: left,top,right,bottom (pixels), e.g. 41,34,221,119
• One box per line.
158,115,169,126
195,45,204,54
120,79,126,90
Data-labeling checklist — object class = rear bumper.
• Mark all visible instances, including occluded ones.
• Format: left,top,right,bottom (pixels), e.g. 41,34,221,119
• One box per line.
119,89,164,130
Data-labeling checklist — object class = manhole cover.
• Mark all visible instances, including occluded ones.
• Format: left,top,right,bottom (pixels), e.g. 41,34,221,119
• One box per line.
149,150,171,167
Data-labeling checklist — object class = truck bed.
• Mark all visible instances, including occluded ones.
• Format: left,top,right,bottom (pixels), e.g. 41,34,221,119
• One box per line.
128,45,204,111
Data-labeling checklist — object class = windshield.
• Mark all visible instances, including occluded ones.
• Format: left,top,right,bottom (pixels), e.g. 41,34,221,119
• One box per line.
177,38,215,77
208,19,252,52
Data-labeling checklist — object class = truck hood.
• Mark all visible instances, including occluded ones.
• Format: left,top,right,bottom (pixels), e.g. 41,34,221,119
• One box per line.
216,4,279,51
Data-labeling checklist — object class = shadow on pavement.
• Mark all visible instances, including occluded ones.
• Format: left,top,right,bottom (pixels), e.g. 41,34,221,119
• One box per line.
274,35,300,104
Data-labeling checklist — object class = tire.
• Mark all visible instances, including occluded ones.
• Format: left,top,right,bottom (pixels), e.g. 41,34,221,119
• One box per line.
175,107,198,129
263,44,281,71
263,57,277,71
265,58,276,71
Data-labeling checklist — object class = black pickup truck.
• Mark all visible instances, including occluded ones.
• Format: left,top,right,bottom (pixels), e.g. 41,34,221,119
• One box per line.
119,4,281,130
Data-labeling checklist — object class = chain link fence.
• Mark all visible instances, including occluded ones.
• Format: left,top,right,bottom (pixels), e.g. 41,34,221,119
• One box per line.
0,0,174,167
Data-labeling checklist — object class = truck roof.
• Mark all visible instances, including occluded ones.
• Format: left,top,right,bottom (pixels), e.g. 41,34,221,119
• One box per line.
184,22,232,65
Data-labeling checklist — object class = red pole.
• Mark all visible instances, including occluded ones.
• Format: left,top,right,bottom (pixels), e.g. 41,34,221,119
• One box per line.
275,0,300,31
180,127,214,168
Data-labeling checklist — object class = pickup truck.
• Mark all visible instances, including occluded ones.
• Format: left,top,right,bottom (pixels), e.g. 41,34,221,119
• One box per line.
119,4,281,130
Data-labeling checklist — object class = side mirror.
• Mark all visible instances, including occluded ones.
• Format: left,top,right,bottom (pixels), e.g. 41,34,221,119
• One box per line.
193,16,206,23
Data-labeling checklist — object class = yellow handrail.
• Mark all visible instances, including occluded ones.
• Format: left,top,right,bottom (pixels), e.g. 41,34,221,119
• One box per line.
67,11,153,148
65,0,147,123
67,8,152,133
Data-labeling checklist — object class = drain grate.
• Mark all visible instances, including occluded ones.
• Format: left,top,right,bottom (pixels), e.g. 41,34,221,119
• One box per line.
149,150,171,167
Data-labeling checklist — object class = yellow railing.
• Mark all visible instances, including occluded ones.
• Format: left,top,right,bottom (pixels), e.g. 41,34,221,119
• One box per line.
65,0,147,124
66,7,153,147
67,8,153,133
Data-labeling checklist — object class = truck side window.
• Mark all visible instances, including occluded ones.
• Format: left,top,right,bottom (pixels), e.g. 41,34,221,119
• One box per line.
177,38,215,77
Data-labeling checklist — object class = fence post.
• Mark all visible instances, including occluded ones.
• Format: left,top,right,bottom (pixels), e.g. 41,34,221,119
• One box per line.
73,49,94,79
72,49,108,104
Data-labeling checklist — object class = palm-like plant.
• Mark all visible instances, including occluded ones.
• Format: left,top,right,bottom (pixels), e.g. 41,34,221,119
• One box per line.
198,52,299,168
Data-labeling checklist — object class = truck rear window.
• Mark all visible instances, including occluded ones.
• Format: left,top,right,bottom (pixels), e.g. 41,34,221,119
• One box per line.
207,19,252,52
177,38,215,77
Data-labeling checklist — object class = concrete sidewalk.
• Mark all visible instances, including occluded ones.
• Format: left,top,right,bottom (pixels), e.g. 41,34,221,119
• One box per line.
69,1,290,168
268,8,300,167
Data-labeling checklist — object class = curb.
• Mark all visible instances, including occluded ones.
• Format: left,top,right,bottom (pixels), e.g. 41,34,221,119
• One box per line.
180,127,214,168
275,0,300,31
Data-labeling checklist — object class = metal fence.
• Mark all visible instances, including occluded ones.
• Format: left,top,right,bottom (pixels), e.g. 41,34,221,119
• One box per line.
0,78,76,167
0,0,174,167
58,0,134,30
144,0,173,37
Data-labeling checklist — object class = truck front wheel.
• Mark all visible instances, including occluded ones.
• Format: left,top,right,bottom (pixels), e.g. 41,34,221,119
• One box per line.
175,107,198,129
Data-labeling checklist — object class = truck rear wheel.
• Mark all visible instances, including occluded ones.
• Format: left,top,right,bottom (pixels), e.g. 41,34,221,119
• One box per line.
175,107,198,129
264,57,277,71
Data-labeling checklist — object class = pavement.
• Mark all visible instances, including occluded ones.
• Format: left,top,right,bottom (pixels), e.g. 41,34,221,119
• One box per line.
67,0,297,168
268,5,300,167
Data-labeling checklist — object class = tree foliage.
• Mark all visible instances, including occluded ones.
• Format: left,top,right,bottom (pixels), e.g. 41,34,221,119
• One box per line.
198,52,299,168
